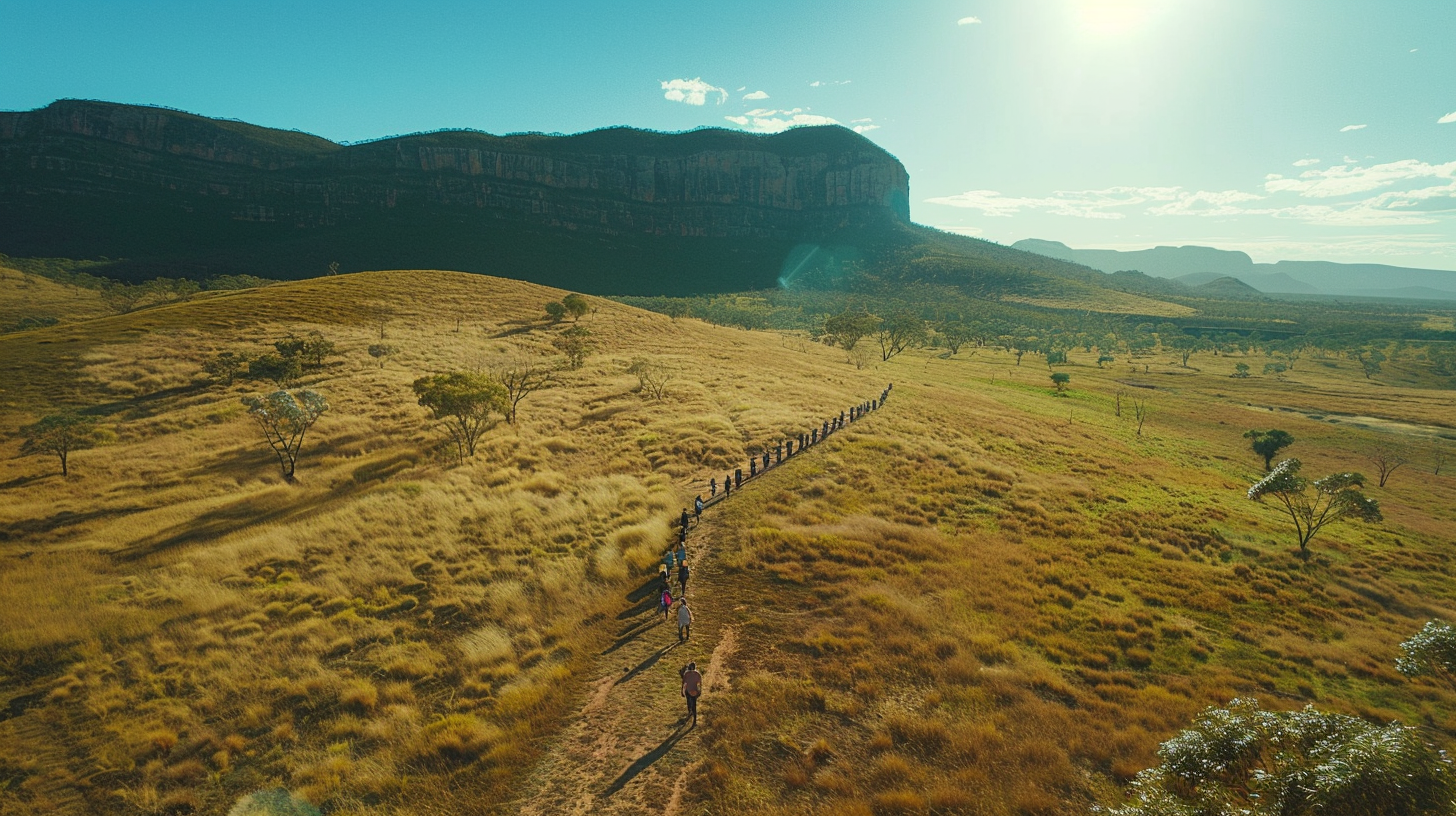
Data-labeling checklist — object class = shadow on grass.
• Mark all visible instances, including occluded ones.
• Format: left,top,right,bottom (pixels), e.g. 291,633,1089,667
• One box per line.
0,506,148,543
618,640,680,686
601,725,689,799
617,577,665,621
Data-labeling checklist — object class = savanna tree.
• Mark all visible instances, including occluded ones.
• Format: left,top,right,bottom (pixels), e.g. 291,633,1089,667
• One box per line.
20,411,99,476
367,343,398,369
1247,458,1382,551
248,353,302,387
544,301,567,323
627,356,674,401
1050,372,1070,393
412,372,506,462
1109,698,1456,816
1397,620,1456,687
552,325,593,369
822,310,881,352
1368,441,1410,487
203,351,250,386
562,293,590,321
491,357,557,423
242,390,330,480
1232,362,1251,378
1244,429,1294,471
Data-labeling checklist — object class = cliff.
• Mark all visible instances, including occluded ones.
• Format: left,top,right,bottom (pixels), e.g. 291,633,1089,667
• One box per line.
0,100,910,294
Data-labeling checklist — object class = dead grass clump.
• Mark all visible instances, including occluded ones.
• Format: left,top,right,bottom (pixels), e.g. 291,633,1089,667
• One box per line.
410,714,503,765
460,625,515,665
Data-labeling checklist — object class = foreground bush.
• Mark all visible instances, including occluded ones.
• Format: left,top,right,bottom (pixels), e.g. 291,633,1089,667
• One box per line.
1109,698,1456,816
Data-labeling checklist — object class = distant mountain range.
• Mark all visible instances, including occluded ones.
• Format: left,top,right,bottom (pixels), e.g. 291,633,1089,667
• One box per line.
1013,239,1456,302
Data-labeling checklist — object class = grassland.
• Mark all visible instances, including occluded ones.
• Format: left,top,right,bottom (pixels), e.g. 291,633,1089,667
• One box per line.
0,270,1453,815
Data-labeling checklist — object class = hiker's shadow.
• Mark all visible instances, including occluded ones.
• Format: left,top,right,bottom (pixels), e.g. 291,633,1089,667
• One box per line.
601,724,689,798
619,640,680,685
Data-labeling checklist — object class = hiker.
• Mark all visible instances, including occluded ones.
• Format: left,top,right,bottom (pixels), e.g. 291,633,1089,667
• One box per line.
678,560,690,595
681,508,690,531
750,459,757,477
762,451,770,470
694,495,704,521
723,475,731,496
664,547,676,575
678,526,687,545
680,661,703,726
709,477,717,497
659,587,674,621
677,598,692,641
675,539,686,568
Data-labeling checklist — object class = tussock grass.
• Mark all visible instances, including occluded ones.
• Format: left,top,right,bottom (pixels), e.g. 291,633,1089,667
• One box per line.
689,343,1456,814
0,270,882,815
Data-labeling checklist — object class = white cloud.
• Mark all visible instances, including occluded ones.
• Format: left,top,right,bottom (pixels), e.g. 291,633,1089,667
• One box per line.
933,225,984,236
850,118,873,123
853,124,880,134
809,81,823,88
1340,124,1367,132
1293,158,1321,167
736,86,746,91
1264,158,1456,198
808,80,850,88
925,186,1183,219
958,16,982,25
725,111,841,133
927,158,1456,228
1440,111,1456,124
743,90,769,100
661,77,727,106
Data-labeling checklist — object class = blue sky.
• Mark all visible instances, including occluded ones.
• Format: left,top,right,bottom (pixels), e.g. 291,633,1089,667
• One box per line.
3,0,1454,270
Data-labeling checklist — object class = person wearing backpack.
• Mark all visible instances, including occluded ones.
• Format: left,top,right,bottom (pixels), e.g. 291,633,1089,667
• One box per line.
677,560,690,596
694,495,704,522
659,587,674,622
680,661,703,726
676,598,692,642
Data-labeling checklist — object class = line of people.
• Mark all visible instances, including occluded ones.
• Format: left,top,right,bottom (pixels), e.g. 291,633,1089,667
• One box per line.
652,383,893,727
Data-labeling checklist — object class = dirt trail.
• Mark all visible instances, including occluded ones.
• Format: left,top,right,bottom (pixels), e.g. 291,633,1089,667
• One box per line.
514,520,739,816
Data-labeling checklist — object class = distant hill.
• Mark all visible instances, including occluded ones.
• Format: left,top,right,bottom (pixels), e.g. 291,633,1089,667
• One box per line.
0,100,1202,313
1014,239,1456,301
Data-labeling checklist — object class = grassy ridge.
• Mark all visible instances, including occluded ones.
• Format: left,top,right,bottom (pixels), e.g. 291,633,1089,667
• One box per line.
0,270,881,814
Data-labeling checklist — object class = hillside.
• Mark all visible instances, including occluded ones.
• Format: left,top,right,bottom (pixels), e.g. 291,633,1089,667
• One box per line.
2,271,1454,814
1015,239,1456,301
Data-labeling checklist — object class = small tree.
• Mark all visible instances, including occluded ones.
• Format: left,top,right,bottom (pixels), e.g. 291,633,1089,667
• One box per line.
203,351,250,386
1434,442,1450,476
1263,361,1288,380
491,357,557,423
876,311,927,361
1359,348,1387,379
1244,429,1294,471
249,353,302,387
1247,458,1382,551
562,293,590,322
1097,354,1115,368
848,344,875,370
412,372,507,462
20,411,98,476
552,326,593,369
1398,620,1456,687
1109,698,1456,816
1050,372,1070,393
1232,362,1251,378
1369,441,1410,487
822,310,881,352
368,343,398,369
241,390,329,480
627,357,674,401
1132,397,1151,437
327,261,340,276
298,331,335,369
544,301,567,323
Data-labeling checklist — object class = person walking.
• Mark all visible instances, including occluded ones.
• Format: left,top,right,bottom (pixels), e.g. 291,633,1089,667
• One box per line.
659,587,674,622
680,661,703,726
676,598,692,642
694,495,704,522
680,508,691,531
709,477,717,497
663,547,676,576
675,539,686,570
678,560,690,595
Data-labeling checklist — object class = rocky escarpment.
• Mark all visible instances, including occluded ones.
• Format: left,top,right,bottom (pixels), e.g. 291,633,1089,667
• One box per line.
0,100,910,293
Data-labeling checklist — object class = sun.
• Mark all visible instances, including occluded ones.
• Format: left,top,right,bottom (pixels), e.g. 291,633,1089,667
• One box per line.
1073,0,1159,37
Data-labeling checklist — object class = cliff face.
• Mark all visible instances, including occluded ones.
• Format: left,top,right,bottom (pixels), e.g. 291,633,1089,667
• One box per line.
0,100,910,292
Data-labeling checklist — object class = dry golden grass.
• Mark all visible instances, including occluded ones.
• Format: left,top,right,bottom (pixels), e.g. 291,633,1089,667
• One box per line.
0,264,110,329
686,343,1456,815
0,270,881,815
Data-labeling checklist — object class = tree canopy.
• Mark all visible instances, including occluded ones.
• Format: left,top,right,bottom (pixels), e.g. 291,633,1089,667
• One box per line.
20,411,99,476
1247,458,1382,551
1244,429,1294,471
241,390,330,480
1110,698,1456,816
412,372,507,461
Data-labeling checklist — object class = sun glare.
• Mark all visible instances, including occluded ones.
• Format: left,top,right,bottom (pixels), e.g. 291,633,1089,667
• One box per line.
1074,0,1159,37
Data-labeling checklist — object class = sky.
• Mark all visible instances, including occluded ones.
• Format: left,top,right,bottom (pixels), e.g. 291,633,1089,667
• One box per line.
2,0,1454,270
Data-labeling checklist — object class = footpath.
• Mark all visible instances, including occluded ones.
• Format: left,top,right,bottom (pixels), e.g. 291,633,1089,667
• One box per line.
511,384,893,815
